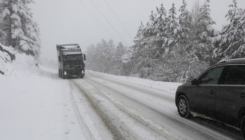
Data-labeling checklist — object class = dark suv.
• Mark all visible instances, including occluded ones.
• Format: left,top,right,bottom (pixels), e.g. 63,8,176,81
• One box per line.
175,58,245,139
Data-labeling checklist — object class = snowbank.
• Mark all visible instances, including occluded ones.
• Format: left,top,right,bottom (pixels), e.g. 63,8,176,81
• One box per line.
0,52,86,140
0,43,40,77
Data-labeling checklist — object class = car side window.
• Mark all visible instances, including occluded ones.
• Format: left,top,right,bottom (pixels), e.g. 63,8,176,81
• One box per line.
222,65,245,85
198,66,224,84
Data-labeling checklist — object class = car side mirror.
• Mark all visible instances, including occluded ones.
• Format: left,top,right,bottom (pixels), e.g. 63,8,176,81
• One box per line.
191,79,199,85
83,54,86,60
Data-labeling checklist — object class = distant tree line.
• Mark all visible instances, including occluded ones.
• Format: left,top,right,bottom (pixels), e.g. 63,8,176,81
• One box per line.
86,39,130,75
87,0,245,83
0,0,41,58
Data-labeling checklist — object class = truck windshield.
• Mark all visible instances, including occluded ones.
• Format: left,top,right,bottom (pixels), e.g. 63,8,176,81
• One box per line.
63,55,83,61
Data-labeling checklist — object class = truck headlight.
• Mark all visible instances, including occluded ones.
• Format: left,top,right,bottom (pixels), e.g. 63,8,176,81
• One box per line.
82,70,84,74
64,71,67,75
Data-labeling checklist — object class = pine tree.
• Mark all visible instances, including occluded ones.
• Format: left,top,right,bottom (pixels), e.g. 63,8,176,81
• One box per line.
134,22,145,43
114,42,127,75
115,42,126,61
164,3,179,54
185,0,216,62
197,0,216,42
154,4,167,58
0,0,40,57
132,10,159,77
214,0,245,59
178,0,192,44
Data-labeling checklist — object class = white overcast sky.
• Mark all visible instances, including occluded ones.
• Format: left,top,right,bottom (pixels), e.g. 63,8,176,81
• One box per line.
30,0,245,61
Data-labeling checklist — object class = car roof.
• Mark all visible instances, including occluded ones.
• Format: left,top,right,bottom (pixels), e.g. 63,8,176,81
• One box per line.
216,58,245,66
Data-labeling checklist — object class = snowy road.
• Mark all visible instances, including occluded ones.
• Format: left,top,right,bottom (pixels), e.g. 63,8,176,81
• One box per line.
1,64,242,140
68,71,243,140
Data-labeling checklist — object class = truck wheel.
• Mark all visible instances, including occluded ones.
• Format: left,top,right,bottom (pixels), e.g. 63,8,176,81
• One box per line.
241,115,245,140
61,71,66,79
79,73,83,78
63,74,67,79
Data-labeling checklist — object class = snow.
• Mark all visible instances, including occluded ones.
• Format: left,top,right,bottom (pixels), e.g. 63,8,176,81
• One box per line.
207,25,214,32
10,14,21,25
71,71,237,140
212,35,221,44
12,4,18,13
0,51,8,73
0,54,86,140
11,28,23,39
0,44,15,74
170,23,174,28
1,45,15,54
168,39,173,46
90,71,181,96
121,53,130,63
20,40,30,51
2,8,10,18
63,52,82,55
0,52,241,139
174,28,178,35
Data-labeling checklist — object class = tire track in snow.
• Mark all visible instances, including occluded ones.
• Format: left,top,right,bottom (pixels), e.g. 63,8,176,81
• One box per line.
87,73,243,140
72,81,127,140
89,71,174,96
69,81,96,140
73,80,174,140
88,72,174,103
84,79,180,140
85,73,235,140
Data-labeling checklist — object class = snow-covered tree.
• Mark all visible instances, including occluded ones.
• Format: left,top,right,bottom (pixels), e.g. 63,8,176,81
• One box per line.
88,1,245,82
184,0,216,62
213,0,245,59
0,0,40,57
197,0,216,42
86,39,117,73
154,4,167,58
115,42,126,61
134,22,145,44
163,3,179,54
178,0,192,44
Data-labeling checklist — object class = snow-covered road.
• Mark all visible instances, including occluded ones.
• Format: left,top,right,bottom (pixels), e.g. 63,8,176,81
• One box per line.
69,71,243,140
0,64,242,140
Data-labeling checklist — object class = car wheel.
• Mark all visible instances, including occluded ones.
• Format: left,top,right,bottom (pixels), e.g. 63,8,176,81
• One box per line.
177,95,191,118
241,115,245,140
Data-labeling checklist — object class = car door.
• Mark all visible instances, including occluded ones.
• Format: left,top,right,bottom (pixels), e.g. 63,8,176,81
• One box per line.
189,66,225,117
215,65,245,125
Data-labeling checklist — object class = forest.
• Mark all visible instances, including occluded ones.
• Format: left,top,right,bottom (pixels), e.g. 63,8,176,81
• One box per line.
86,0,245,83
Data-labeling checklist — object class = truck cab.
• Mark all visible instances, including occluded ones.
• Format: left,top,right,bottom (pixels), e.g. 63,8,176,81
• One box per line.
56,44,86,79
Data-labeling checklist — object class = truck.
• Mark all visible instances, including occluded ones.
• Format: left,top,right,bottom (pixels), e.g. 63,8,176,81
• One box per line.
56,44,86,79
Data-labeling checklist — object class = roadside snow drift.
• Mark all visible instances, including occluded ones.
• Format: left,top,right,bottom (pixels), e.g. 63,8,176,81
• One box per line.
0,53,86,140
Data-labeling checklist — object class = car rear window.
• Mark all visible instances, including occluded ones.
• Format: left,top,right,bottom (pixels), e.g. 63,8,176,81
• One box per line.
222,65,245,85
